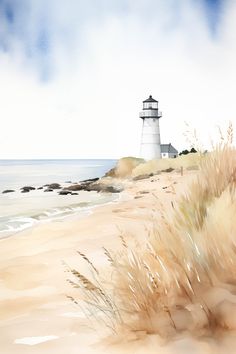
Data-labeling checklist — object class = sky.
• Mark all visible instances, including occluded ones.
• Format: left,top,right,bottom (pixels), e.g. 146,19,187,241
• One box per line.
0,0,235,159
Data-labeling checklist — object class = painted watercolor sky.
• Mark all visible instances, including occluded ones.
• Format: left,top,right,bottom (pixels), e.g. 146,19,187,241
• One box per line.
0,0,235,158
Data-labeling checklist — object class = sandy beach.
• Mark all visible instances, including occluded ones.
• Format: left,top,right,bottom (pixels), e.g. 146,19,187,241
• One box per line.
2,169,236,354
0,170,196,353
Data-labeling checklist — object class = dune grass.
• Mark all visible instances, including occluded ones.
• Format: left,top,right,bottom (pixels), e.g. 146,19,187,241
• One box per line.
68,126,236,338
131,152,202,177
107,152,202,179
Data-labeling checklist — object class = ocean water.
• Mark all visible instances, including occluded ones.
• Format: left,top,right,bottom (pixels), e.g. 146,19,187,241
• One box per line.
0,159,117,238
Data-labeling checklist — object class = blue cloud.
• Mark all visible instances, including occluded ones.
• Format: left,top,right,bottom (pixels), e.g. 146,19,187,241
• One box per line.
5,2,14,23
37,30,50,53
0,0,225,82
0,0,52,81
203,0,222,36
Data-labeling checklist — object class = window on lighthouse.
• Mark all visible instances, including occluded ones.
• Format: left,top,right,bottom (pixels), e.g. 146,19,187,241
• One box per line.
143,102,158,110
151,102,158,109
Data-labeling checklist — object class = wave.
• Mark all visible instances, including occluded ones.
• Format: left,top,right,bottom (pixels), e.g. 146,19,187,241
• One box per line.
0,216,36,238
0,196,118,240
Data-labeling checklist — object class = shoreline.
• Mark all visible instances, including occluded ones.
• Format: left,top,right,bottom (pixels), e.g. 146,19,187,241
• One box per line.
0,191,121,241
0,158,118,239
0,170,197,354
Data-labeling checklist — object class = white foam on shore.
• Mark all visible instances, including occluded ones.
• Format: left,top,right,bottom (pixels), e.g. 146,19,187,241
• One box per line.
14,335,59,345
0,193,119,240
0,217,36,239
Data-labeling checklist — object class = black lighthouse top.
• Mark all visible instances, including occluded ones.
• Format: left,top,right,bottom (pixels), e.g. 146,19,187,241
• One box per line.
143,95,158,103
142,95,158,110
140,95,162,118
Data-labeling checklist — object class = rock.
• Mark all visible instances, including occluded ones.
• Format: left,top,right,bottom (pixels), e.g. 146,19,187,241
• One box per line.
161,167,174,173
65,184,84,191
139,190,149,194
44,188,53,192
58,190,73,195
43,183,61,189
86,183,123,193
65,181,72,184
65,180,122,194
37,187,43,190
65,179,100,192
59,190,79,195
80,177,99,184
2,189,15,194
21,186,36,192
133,173,153,181
105,185,123,193
47,183,61,190
21,189,30,193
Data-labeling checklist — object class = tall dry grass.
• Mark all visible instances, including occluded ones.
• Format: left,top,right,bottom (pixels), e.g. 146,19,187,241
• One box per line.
106,157,144,178
68,124,236,338
106,153,202,179
131,152,202,177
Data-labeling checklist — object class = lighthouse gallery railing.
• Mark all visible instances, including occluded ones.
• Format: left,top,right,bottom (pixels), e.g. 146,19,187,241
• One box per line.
139,110,162,118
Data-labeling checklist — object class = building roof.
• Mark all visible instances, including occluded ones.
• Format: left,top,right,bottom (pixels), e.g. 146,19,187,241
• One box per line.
143,95,158,103
161,144,178,154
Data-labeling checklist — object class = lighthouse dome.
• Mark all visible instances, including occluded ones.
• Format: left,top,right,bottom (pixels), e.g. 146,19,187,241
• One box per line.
143,95,158,110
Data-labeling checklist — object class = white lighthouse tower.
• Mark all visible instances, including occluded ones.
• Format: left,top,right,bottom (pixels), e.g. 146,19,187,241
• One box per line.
139,95,162,160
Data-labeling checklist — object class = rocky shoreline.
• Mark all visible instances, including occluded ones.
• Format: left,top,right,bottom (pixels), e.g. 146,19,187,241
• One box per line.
1,155,181,197
2,177,124,195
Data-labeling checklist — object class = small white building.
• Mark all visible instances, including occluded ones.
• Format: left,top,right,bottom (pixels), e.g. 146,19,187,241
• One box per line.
161,144,178,159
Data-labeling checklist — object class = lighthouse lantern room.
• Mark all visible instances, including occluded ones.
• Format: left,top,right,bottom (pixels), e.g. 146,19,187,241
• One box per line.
139,95,162,160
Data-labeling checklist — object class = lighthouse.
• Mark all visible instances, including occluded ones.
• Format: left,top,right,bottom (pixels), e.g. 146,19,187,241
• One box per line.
139,95,162,160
